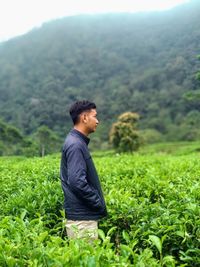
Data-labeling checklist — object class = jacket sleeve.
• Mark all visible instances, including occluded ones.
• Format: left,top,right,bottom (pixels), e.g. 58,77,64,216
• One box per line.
66,145,103,210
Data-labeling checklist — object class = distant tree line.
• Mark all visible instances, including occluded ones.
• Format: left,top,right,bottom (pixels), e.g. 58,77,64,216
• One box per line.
0,120,61,156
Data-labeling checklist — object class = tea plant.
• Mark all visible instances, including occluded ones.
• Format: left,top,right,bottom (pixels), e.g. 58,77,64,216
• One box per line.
0,150,199,266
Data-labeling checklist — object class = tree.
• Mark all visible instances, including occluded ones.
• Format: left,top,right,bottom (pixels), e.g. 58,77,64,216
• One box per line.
109,112,141,152
0,119,25,155
196,55,200,81
35,126,60,157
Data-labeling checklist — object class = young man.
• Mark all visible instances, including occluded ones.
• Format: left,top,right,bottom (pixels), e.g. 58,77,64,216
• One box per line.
60,100,107,240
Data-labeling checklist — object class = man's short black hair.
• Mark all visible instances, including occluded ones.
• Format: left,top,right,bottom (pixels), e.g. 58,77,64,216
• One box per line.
69,100,96,125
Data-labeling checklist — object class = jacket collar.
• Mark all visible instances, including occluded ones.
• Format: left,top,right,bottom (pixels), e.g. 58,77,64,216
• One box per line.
70,128,90,145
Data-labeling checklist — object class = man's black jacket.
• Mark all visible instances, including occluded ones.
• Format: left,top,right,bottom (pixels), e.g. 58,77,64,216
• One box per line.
60,129,107,220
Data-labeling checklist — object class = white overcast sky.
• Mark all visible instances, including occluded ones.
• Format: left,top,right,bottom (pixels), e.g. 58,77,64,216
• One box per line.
0,0,190,42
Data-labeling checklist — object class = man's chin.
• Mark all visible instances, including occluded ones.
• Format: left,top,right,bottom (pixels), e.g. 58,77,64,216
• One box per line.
91,128,96,133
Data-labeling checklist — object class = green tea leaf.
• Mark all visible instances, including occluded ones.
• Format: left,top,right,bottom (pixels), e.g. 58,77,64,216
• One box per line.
149,235,162,254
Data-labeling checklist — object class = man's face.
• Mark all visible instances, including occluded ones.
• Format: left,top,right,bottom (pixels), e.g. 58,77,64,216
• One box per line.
83,109,99,134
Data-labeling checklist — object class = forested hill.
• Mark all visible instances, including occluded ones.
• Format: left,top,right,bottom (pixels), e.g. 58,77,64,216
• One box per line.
0,0,200,143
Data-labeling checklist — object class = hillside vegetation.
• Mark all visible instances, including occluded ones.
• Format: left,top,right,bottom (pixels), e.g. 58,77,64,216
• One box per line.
0,0,200,152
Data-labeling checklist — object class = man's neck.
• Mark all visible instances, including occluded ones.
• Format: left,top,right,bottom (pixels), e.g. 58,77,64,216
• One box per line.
74,126,89,137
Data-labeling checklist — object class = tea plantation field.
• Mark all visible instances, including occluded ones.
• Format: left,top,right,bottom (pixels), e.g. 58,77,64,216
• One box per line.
0,146,200,266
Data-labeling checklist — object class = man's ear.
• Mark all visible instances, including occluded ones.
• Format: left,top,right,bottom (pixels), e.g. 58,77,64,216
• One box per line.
80,112,87,123
83,113,88,123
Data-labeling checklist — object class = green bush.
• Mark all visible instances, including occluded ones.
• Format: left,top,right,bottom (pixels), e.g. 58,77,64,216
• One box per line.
109,112,141,152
